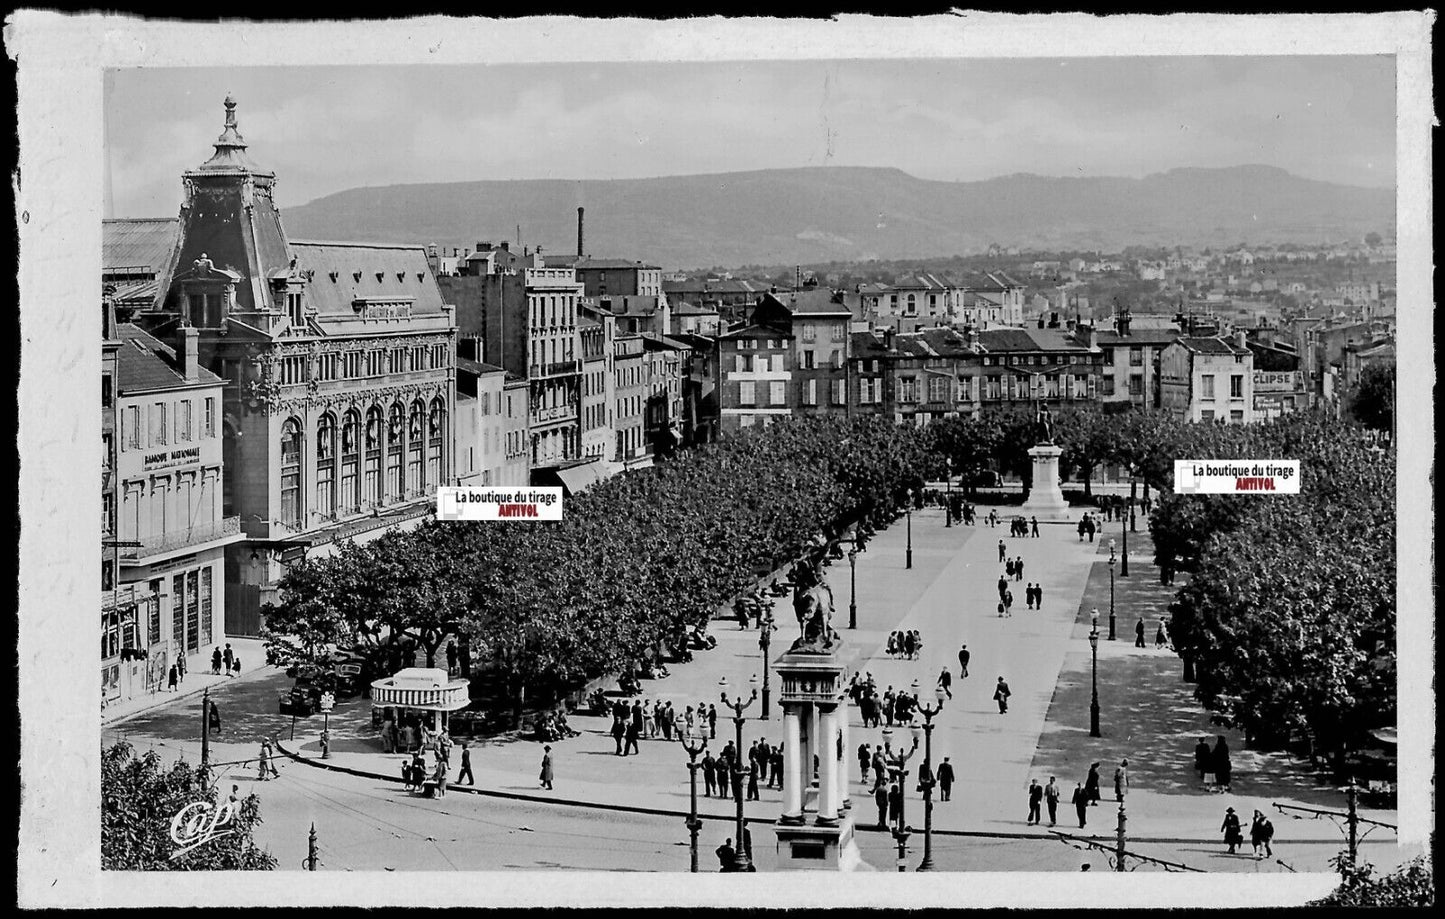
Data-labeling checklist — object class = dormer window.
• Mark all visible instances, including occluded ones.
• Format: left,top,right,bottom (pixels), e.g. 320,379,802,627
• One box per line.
287,292,305,326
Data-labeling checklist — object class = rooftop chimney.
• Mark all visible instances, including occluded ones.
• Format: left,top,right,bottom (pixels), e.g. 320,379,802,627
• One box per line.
177,325,200,381
1235,330,1248,351
577,206,585,258
499,241,509,252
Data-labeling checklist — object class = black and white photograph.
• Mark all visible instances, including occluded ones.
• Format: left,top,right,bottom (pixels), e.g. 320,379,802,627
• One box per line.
12,11,1435,909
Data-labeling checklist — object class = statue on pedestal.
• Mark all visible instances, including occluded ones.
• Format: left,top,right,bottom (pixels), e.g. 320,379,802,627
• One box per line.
1035,400,1055,445
790,554,840,654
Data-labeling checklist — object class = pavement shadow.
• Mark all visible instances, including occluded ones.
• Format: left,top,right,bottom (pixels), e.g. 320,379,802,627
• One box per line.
1035,527,1366,810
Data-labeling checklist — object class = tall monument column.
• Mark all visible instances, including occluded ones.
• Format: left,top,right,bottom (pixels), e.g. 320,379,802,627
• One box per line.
816,704,839,824
781,708,804,823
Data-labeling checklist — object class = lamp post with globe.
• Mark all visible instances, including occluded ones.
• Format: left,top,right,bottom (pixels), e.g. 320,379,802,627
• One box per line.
679,727,708,872
911,678,947,871
719,674,760,872
1107,540,1117,641
1089,608,1102,738
882,724,922,872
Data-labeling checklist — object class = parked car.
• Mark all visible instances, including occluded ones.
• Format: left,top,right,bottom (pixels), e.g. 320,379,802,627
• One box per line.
278,683,319,716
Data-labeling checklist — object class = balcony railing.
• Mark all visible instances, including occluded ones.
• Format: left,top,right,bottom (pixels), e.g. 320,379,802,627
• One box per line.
122,516,241,559
528,360,581,378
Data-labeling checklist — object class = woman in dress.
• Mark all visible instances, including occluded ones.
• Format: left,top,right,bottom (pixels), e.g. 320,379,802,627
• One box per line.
1084,762,1102,804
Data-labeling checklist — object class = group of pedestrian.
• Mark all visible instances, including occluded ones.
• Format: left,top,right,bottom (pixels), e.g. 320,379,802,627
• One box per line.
606,698,718,751
1005,555,1026,581
255,738,281,781
996,573,1015,617
1026,777,1064,826
1220,808,1274,858
849,674,921,729
1132,618,1171,649
714,827,755,871
886,629,924,660
210,643,241,677
701,739,784,800
166,653,187,692
1024,583,1044,611
1007,516,1040,538
1077,513,1098,542
1194,735,1233,790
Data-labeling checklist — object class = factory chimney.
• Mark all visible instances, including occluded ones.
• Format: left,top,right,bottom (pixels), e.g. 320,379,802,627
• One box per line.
577,207,585,258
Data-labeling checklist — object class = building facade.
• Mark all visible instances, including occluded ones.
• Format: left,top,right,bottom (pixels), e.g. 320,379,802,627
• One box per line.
107,320,242,704
1094,310,1178,410
613,333,650,465
126,97,457,637
1159,335,1256,424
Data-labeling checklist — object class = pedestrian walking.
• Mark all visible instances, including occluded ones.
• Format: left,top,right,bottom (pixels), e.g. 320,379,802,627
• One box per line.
1114,759,1129,801
539,745,554,790
883,687,896,727
433,758,448,798
176,652,186,684
702,751,717,797
1194,737,1212,783
1004,590,1013,616
1015,557,1025,582
872,748,888,790
958,643,970,679
994,677,1011,714
1135,619,1147,648
230,654,241,677
624,719,640,756
1044,776,1061,826
1212,736,1232,791
1259,815,1274,858
1249,810,1268,857
167,664,179,692
222,643,234,672
1031,517,1040,537
1155,620,1168,648
875,782,889,827
611,717,625,755
1077,518,1086,542
771,744,784,790
937,667,952,700
208,702,222,735
1072,782,1088,828
998,539,1007,562
1221,807,1244,854
997,574,1008,599
211,646,222,674
859,742,872,784
1035,584,1043,610
457,741,474,785
998,601,1006,618
887,782,903,824
747,760,760,801
1005,558,1016,579
1085,763,1101,804
1027,779,1043,825
708,704,718,740
937,757,955,801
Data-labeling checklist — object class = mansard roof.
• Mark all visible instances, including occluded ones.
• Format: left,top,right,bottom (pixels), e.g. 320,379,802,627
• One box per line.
289,240,454,333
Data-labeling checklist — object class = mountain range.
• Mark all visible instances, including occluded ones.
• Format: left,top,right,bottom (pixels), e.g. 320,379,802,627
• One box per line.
279,165,1394,271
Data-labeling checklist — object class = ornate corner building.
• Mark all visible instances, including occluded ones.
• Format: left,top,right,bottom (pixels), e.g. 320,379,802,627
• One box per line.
118,97,457,638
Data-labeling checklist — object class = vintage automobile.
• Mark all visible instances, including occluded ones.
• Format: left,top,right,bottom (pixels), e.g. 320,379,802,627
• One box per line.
278,682,320,716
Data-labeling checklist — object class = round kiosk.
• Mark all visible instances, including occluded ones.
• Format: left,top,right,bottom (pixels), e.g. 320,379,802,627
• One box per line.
370,667,471,753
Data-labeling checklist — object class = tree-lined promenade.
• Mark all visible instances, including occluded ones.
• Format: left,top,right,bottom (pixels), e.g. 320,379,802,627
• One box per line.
262,407,1395,773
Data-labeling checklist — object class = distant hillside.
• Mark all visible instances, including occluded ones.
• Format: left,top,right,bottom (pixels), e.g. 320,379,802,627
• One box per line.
280,165,1394,271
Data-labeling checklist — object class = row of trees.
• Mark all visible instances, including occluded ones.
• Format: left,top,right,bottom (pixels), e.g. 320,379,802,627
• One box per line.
1148,413,1395,760
264,416,939,717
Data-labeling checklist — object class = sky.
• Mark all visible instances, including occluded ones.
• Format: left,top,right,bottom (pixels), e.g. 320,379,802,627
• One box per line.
105,56,1396,218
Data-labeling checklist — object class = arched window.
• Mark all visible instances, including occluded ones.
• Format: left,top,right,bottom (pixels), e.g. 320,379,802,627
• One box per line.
386,403,405,502
427,397,446,490
406,401,425,494
906,293,917,315
315,413,336,518
339,409,361,514
279,418,303,527
364,406,384,506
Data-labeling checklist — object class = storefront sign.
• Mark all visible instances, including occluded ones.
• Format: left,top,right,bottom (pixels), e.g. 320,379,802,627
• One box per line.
142,446,202,472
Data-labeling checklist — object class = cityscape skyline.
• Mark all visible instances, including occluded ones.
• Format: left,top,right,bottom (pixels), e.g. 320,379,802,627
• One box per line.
105,56,1396,220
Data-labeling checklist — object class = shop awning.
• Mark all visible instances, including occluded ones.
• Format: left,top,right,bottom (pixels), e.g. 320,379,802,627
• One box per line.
554,460,606,495
370,667,471,712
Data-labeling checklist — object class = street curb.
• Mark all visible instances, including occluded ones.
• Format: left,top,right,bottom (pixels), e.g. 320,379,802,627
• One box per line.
271,738,1333,845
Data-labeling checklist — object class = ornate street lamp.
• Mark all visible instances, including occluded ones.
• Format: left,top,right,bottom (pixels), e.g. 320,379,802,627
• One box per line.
848,548,859,630
1107,540,1117,641
882,724,922,872
679,728,709,873
759,605,776,719
1089,608,1102,738
719,674,760,872
1120,506,1131,577
906,488,916,570
944,458,954,528
912,679,947,871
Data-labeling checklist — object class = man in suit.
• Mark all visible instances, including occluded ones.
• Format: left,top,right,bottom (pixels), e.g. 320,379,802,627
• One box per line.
1072,782,1089,828
874,782,889,827
1135,619,1147,648
1044,776,1061,826
715,838,736,872
1027,779,1043,825
702,751,717,797
994,677,1011,713
958,644,971,679
937,757,955,802
456,741,474,785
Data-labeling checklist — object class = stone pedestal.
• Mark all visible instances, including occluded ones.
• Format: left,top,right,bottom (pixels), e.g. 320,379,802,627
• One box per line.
1018,443,1073,522
772,651,868,871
